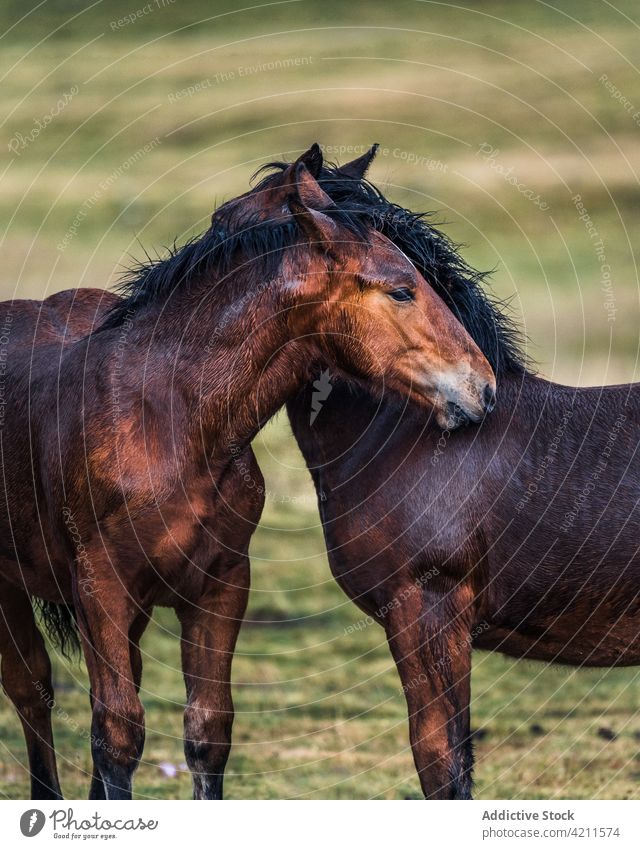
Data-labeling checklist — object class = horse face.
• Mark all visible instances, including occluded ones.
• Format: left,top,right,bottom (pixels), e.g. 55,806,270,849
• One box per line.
285,212,496,428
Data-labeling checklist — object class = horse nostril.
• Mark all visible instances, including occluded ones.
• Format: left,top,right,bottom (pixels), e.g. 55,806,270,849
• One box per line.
483,384,497,414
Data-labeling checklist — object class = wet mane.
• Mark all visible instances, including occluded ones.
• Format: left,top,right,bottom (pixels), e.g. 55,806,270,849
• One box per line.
100,202,369,329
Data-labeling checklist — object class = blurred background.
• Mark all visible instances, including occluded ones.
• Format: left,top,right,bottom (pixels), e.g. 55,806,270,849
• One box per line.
1,0,639,798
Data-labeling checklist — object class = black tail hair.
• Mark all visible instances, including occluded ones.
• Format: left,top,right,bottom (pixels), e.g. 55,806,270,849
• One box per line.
32,598,81,659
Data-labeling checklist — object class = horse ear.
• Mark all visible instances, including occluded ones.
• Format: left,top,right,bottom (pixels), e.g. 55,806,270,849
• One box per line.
337,143,379,180
294,142,324,178
283,155,334,209
286,162,337,244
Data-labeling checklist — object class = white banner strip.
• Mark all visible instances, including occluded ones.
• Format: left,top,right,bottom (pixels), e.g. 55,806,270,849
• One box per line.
1,799,638,848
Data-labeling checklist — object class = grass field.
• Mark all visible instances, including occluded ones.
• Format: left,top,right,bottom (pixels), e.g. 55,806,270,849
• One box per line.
0,0,639,799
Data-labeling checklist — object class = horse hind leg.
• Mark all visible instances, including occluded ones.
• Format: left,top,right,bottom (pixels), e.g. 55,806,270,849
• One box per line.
0,582,63,799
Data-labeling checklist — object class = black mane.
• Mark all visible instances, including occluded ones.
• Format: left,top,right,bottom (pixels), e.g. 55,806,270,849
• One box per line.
100,204,369,329
256,161,528,376
102,155,528,376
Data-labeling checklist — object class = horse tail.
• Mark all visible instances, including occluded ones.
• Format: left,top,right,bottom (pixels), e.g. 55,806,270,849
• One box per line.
32,597,81,659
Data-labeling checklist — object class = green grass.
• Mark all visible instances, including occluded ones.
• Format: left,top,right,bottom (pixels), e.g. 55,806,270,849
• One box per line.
1,0,639,799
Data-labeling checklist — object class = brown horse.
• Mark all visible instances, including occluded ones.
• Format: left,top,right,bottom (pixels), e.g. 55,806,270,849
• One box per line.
0,145,495,799
284,147,640,798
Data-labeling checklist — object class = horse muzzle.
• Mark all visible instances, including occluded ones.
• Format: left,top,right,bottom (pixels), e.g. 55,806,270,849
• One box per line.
437,380,497,430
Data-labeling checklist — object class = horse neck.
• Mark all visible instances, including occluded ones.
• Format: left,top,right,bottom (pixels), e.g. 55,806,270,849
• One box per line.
132,273,316,456
286,370,539,489
287,378,396,482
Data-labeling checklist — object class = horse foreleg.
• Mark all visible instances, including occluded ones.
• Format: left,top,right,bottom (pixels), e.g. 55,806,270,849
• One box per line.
88,609,149,800
0,582,63,799
73,563,145,801
176,559,249,800
386,583,474,799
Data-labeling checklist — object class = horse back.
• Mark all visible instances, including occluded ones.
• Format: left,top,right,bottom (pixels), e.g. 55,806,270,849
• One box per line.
0,287,118,349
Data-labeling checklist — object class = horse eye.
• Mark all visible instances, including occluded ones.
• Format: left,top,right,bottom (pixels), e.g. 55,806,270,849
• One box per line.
388,288,415,303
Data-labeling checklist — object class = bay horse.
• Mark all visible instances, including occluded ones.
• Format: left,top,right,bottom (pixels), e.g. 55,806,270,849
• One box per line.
283,146,640,798
0,145,495,800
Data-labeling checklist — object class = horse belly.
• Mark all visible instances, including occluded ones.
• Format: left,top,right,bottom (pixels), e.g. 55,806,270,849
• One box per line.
479,576,640,666
476,616,640,666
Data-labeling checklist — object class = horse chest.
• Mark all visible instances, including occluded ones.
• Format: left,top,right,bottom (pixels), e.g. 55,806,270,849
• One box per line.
136,522,224,608
148,488,219,553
